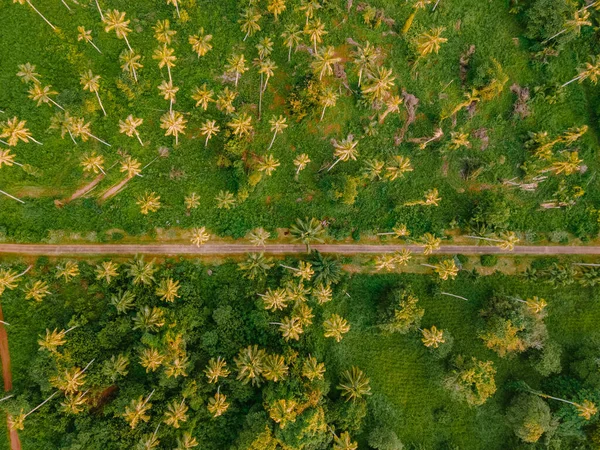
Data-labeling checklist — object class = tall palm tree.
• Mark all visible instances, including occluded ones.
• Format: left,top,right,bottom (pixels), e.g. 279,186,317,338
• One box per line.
164,399,188,428
225,54,248,88
562,55,600,87
248,227,270,246
184,193,200,211
133,306,165,331
281,24,303,61
205,357,230,383
153,45,177,82
421,259,458,280
0,265,31,295
257,154,280,176
120,156,142,178
323,314,350,342
120,49,143,82
9,391,59,431
127,257,157,286
338,366,371,401
421,325,445,348
200,120,219,147
526,388,597,420
362,67,395,103
139,347,164,372
160,110,187,145
420,232,441,255
258,287,288,311
154,19,176,44
118,115,144,145
415,27,447,59
80,70,106,116
175,433,198,449
235,345,266,386
81,153,105,175
0,149,21,169
329,134,359,171
351,41,378,87
13,0,56,30
55,261,79,282
544,9,591,43
70,117,111,146
271,316,304,341
28,84,64,110
1,116,42,146
123,391,154,429
207,391,229,417
111,290,136,314
257,59,277,118
267,0,286,20
319,87,338,121
293,153,311,178
404,188,441,206
95,261,119,283
239,7,262,41
16,63,41,84
216,87,237,114
268,399,297,428
290,217,325,252
256,36,274,59
156,278,180,302
189,28,213,57
166,0,180,18
228,113,253,138
302,356,326,380
304,18,327,53
298,0,321,24
263,354,289,381
333,432,358,450
312,46,341,80
103,9,133,51
238,253,273,280
158,79,179,112
190,227,210,246
137,192,161,215
24,280,50,302
60,391,88,415
379,94,403,124
191,84,214,110
385,155,413,181
77,26,102,53
267,115,287,150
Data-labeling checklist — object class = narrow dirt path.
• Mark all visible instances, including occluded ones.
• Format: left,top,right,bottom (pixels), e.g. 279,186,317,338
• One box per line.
56,174,105,207
0,304,20,450
0,243,599,256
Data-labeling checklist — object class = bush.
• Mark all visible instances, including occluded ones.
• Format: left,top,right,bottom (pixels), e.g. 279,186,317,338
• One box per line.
506,394,556,443
368,427,404,450
480,254,498,267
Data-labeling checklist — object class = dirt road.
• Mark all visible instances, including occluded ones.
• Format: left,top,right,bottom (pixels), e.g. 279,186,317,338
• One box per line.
0,304,20,450
0,243,599,256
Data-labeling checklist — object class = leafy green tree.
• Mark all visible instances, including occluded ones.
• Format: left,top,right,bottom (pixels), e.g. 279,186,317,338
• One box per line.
444,356,497,406
338,366,372,402
368,427,404,450
506,394,556,443
381,289,424,334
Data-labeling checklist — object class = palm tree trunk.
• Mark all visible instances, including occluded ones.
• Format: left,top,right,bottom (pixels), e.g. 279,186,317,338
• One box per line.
49,98,64,111
244,31,250,41
123,35,132,52
440,292,469,301
235,72,239,87
175,133,179,146
320,106,327,121
60,0,71,11
94,0,104,20
288,46,292,62
279,264,298,272
432,0,441,11
327,157,342,172
573,263,600,267
0,140,8,146
174,1,180,18
402,11,416,34
29,136,43,145
421,263,437,269
67,130,77,145
268,131,277,150
465,235,501,243
131,65,137,82
27,1,57,31
142,156,159,171
205,135,210,147
85,132,111,147
135,132,143,146
89,40,102,54
258,74,263,120
562,73,585,87
543,28,566,44
24,391,59,419
95,91,107,116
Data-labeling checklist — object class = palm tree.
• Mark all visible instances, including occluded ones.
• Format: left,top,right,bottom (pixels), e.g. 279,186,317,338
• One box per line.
302,356,326,380
111,290,135,314
449,131,470,150
156,278,180,302
192,84,214,110
9,391,60,431
238,253,273,280
56,261,79,282
323,314,350,342
404,188,441,206
248,227,270,246
402,0,431,34
216,87,237,114
160,110,187,145
338,366,371,401
52,360,94,394
0,149,22,169
318,86,338,122
0,265,31,295
228,113,253,138
190,227,210,246
225,54,248,88
281,24,303,61
95,261,118,283
333,432,358,450
127,257,157,286
508,296,548,317
362,67,395,103
525,387,598,420
290,217,325,251
272,316,304,341
123,391,154,429
235,345,266,385
293,153,311,178
154,19,176,44
304,18,327,53
153,45,177,82
200,120,219,147
102,354,129,382
313,282,333,304
465,231,520,251
544,9,591,43
267,0,286,20
158,79,179,112
266,115,288,150
363,158,384,180
13,0,56,30
256,36,274,59
164,399,188,428
120,156,142,178
329,134,359,171
205,357,230,383
28,84,64,110
189,28,213,57
312,46,341,81
268,399,297,428
184,193,200,211
415,27,448,59
120,49,143,82
1,116,42,146
257,59,277,118
420,233,441,255
133,306,165,332
118,115,144,146
207,391,229,417
258,287,288,311
137,192,161,215
77,26,102,53
16,63,41,84
421,259,459,280
80,70,106,116
263,354,289,382
379,94,403,124
299,0,321,24
351,41,378,87
239,7,262,41
385,155,413,181
70,117,111,146
421,325,445,348
24,280,51,302
103,9,133,51
60,391,88,415
139,347,164,372
175,433,198,449
258,154,281,176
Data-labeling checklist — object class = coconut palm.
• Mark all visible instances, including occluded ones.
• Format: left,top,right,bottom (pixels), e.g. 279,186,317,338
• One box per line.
103,9,132,51
379,94,403,123
228,113,253,137
52,361,94,394
239,7,262,41
415,27,448,59
13,0,56,30
139,347,164,372
24,280,50,302
120,49,143,82
363,158,385,180
268,399,297,428
80,153,106,175
111,290,135,314
133,306,165,332
235,345,266,385
207,391,229,417
205,357,230,383
293,153,311,178
302,356,326,380
216,87,238,114
258,287,288,311
544,9,591,43
258,155,281,176
9,391,59,431
94,261,118,284
547,151,583,175
226,53,249,88
449,131,470,150
333,432,358,450
77,26,102,53
312,46,341,80
329,134,359,171
351,41,379,87
238,253,273,280
421,259,459,280
137,192,161,215
385,155,413,181
405,188,441,206
256,36,274,59
528,389,597,420
421,325,445,348
184,193,200,211
156,278,180,302
56,261,79,282
313,282,333,304
158,79,179,112
102,354,130,382
153,19,176,44
304,18,327,53
318,86,338,122
190,227,210,246
163,399,187,428
118,115,144,146
120,156,142,178
290,217,325,251
199,120,219,147
323,314,350,342
420,233,441,255
465,231,520,251
69,117,111,146
175,433,198,449
192,84,214,110
263,354,289,382
61,391,88,415
247,227,270,246
281,24,303,61
362,66,395,103
127,257,157,286
80,70,106,116
189,28,213,57
338,366,371,401
267,0,286,20
272,316,304,341
299,0,321,24
153,45,177,82
0,149,22,169
1,116,42,146
0,266,31,295
28,84,64,110
402,0,431,34
257,59,277,118
16,63,41,84
265,116,288,150
160,110,187,145
123,391,154,429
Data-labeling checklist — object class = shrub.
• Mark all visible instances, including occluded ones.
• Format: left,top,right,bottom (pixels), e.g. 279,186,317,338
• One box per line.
480,254,498,267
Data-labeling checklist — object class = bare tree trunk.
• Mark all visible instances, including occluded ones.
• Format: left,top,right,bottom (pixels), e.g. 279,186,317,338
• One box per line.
95,91,107,116
94,0,104,20
27,1,57,30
